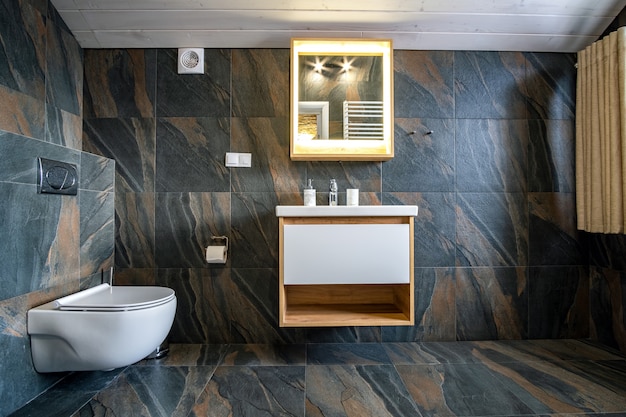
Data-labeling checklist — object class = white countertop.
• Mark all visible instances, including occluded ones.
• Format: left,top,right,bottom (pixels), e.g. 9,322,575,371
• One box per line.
275,205,418,217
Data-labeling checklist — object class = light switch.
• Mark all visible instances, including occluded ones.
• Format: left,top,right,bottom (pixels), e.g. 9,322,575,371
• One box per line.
239,153,252,167
225,152,239,167
225,152,252,168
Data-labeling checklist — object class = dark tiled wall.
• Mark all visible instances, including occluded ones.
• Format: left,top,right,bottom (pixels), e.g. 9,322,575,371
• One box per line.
83,48,587,345
589,234,626,352
0,0,115,415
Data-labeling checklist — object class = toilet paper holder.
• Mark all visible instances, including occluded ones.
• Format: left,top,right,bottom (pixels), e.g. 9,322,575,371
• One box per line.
211,235,228,250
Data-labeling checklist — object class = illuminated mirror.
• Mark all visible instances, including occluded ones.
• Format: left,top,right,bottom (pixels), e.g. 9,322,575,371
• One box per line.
290,39,394,161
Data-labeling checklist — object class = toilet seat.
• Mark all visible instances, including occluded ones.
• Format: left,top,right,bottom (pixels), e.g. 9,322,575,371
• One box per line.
55,284,175,311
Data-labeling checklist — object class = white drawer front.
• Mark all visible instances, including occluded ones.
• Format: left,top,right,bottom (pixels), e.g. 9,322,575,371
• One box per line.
283,224,410,285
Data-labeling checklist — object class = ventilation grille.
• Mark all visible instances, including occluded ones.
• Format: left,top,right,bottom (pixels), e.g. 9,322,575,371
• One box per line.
177,48,204,74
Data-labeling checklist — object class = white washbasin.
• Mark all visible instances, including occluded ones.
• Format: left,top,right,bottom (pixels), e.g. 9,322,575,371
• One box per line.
275,205,418,217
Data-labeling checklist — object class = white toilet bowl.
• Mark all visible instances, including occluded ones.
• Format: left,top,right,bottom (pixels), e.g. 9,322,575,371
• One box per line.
27,283,176,373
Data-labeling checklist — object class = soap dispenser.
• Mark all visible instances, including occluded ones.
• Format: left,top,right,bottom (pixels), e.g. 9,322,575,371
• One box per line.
304,179,316,206
329,179,338,206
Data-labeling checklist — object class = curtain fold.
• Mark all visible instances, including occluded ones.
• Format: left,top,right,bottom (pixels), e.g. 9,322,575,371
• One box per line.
576,27,626,233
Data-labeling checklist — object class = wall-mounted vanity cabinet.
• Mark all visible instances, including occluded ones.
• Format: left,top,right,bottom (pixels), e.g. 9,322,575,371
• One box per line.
276,205,418,327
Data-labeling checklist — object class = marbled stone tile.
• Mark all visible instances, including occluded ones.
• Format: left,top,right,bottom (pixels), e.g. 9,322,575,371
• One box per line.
305,326,382,343
80,190,114,278
83,117,156,193
80,152,115,193
528,119,575,193
76,366,213,417
222,344,305,366
0,312,63,416
0,84,45,139
113,267,156,286
158,268,231,344
500,359,626,413
386,341,499,366
456,192,528,267
0,0,46,99
525,52,576,120
383,118,454,192
456,267,528,341
231,117,303,193
53,368,125,392
230,268,305,344
190,366,305,417
154,192,229,268
137,344,228,367
397,363,541,416
394,50,454,118
45,103,82,149
529,192,585,266
529,339,625,362
383,267,456,342
232,49,289,117
7,356,93,416
588,233,626,271
455,51,527,119
456,119,528,192
386,340,587,366
12,389,97,417
231,192,279,269
307,343,391,365
0,182,79,300
0,131,80,184
45,19,83,116
528,266,589,339
385,192,456,267
45,0,68,31
115,192,155,269
306,365,420,417
306,160,381,194
84,49,156,118
156,49,230,118
80,270,102,290
590,266,626,354
156,117,230,192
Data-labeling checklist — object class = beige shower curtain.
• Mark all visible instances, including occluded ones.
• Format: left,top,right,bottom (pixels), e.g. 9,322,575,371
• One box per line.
576,27,626,233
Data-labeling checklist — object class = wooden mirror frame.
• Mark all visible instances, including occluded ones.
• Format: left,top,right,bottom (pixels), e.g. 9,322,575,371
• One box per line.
290,38,394,161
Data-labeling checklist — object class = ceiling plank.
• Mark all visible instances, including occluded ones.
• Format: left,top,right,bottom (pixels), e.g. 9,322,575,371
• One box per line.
76,10,612,36
61,0,623,16
81,29,593,52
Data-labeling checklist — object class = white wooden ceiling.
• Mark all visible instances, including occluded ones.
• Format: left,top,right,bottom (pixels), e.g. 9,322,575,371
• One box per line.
51,0,626,52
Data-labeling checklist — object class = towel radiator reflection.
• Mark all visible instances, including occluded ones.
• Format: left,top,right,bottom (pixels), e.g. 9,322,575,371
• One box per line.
343,101,384,140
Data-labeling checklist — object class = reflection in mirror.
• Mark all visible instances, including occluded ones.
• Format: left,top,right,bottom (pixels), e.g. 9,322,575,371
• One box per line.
299,56,382,140
298,101,329,139
290,39,393,161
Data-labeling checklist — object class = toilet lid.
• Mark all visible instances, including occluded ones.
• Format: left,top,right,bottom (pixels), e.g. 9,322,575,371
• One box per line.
56,284,175,311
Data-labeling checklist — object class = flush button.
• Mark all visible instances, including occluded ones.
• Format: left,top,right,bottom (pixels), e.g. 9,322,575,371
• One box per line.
37,157,78,195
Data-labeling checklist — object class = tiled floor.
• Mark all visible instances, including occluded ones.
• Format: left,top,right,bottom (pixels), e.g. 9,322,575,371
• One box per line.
10,339,626,417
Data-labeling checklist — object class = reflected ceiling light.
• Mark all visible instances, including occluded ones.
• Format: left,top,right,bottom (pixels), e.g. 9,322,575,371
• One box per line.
341,57,353,72
310,56,327,73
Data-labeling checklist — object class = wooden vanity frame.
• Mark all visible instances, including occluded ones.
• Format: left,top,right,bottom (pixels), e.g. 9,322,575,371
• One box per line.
278,215,414,327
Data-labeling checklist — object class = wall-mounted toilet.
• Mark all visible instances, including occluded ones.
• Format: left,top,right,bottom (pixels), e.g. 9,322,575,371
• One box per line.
28,283,176,373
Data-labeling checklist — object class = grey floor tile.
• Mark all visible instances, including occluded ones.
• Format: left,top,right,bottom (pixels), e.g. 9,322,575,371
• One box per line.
189,365,305,417
135,344,228,367
74,366,214,417
307,343,391,365
221,343,306,366
306,364,422,417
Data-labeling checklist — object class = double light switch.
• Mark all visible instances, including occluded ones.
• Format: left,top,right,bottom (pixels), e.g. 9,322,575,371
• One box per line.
225,152,252,168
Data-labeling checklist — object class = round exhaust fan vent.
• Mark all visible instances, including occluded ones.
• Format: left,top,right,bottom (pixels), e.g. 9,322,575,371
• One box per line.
180,50,200,69
177,48,204,74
